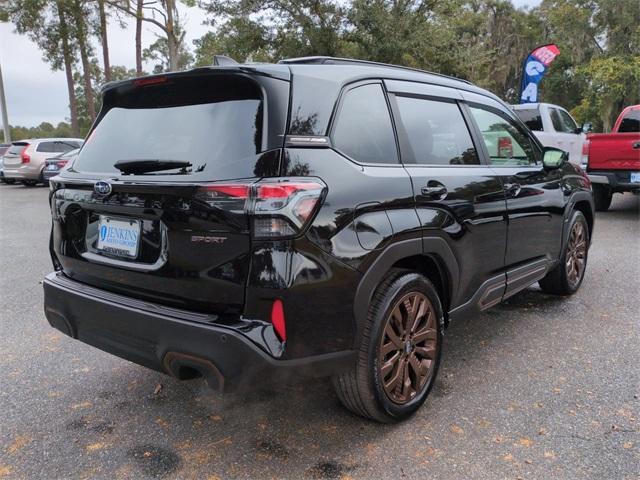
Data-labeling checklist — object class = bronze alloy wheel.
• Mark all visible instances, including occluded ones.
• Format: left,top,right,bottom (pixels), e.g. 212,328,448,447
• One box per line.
378,292,438,405
565,221,587,288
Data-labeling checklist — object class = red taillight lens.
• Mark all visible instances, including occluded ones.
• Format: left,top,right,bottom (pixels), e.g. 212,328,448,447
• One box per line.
271,299,286,342
56,160,69,169
20,145,30,164
581,140,590,169
196,178,325,239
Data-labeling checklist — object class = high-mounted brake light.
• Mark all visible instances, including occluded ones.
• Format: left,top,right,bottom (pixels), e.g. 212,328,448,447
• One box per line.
20,145,30,164
195,178,326,239
133,76,168,87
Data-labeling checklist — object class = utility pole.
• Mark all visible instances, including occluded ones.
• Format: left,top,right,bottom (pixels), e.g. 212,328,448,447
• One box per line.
0,57,10,143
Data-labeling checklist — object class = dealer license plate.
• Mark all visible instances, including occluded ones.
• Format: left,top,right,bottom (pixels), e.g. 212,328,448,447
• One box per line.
96,216,141,258
630,172,640,183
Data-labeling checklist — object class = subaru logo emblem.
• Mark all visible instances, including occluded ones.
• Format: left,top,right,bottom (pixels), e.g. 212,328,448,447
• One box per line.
94,181,112,196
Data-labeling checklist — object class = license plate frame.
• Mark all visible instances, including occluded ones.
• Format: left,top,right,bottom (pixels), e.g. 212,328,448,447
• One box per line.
96,216,141,258
630,172,640,183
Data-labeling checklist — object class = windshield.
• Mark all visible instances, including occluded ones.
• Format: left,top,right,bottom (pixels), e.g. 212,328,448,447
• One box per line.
73,75,264,180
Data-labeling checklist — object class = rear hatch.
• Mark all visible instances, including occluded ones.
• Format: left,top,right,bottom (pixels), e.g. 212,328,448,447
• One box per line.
3,142,29,167
50,69,290,314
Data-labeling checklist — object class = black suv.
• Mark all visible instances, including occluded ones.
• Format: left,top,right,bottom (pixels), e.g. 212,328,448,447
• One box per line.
44,57,594,422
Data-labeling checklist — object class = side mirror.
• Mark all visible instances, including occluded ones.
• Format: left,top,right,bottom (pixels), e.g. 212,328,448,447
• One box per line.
543,147,567,169
581,122,593,133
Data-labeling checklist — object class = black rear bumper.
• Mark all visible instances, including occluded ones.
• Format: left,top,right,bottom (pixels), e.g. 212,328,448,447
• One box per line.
43,272,355,390
587,170,640,192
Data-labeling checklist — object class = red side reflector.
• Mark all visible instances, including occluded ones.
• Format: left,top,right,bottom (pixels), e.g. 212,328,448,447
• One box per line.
271,299,286,342
133,76,167,87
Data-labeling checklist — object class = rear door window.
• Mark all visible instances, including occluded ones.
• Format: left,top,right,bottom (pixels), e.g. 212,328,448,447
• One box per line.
514,107,543,131
37,141,80,153
619,110,640,132
394,96,479,165
331,83,398,164
73,74,266,180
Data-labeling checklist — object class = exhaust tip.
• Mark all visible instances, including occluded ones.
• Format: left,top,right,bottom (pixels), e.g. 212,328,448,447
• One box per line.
162,352,225,391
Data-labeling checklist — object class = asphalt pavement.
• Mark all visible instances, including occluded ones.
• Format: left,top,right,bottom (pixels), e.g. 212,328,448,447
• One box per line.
0,184,638,480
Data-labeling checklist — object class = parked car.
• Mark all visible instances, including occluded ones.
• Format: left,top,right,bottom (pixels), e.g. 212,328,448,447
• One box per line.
44,57,594,422
42,148,80,182
2,138,83,186
0,143,10,183
512,103,588,164
582,105,640,211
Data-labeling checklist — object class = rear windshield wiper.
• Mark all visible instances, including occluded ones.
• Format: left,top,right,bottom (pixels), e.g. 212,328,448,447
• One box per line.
114,159,192,175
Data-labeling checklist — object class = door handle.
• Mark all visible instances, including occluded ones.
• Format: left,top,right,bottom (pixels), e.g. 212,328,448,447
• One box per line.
633,141,640,149
504,183,521,198
421,185,447,199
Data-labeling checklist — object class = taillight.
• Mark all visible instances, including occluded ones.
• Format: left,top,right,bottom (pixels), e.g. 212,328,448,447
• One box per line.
56,160,69,169
20,145,30,164
195,178,326,239
581,140,590,170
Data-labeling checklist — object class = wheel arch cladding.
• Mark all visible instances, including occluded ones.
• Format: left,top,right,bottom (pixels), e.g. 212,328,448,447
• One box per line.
353,238,459,348
573,200,594,240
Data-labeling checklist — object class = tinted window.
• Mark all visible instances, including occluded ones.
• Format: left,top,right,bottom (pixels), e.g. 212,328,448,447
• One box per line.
514,107,543,131
395,96,479,165
332,84,398,164
550,108,564,132
470,106,538,166
619,110,640,132
74,78,263,180
37,141,80,153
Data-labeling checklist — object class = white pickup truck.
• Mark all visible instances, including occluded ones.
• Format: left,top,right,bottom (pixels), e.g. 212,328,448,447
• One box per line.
512,103,588,165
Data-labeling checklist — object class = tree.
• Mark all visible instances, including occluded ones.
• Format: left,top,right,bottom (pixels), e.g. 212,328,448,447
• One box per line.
106,0,194,72
1,0,81,136
71,0,97,122
143,24,193,72
97,0,111,81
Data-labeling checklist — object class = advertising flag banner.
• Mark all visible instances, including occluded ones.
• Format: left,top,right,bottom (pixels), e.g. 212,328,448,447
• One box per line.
520,44,560,104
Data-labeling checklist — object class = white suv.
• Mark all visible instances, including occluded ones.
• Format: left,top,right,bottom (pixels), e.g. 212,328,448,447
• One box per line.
2,138,84,186
512,103,587,165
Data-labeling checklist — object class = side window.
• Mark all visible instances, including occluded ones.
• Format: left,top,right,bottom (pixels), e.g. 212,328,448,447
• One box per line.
619,110,640,132
469,106,538,166
514,108,543,131
332,84,398,164
395,96,479,165
558,110,578,133
36,142,58,153
550,108,564,132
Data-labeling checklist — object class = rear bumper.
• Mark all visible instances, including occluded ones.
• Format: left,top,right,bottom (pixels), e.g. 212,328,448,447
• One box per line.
43,272,355,390
2,163,41,181
588,170,640,192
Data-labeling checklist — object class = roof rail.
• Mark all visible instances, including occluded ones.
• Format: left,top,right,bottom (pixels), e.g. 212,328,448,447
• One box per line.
278,56,472,85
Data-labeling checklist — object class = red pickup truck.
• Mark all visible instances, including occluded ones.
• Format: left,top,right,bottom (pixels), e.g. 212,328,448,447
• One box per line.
582,105,640,210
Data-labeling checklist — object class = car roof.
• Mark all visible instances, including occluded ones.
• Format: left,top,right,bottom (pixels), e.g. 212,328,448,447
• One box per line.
12,138,84,144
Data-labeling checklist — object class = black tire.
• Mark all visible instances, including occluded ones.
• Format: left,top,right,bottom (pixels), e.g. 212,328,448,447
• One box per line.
592,184,612,211
22,180,37,187
332,269,443,422
4,178,16,185
539,211,589,296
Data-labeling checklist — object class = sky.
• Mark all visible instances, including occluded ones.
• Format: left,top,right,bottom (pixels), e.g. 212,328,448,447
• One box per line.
0,0,542,128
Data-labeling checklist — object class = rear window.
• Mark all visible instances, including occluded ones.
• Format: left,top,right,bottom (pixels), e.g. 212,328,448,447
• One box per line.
37,141,81,153
619,110,640,133
74,74,264,180
7,143,28,155
514,107,543,131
